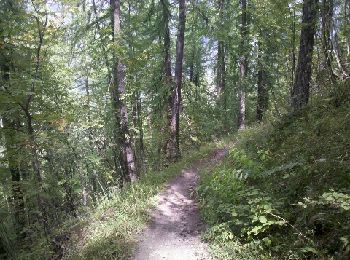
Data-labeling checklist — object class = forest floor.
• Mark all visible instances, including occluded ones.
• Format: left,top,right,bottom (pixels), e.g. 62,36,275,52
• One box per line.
132,148,228,260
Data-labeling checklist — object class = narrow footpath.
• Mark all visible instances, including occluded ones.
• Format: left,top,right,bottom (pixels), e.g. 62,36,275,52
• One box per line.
133,149,228,260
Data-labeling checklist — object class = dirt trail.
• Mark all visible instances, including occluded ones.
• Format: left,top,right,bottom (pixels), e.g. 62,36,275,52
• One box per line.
133,148,228,260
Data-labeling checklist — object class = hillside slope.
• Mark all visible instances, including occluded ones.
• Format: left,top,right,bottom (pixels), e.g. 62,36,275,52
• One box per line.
198,88,350,259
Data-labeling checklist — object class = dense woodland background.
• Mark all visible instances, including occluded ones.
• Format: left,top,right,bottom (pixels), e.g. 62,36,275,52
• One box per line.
0,0,350,259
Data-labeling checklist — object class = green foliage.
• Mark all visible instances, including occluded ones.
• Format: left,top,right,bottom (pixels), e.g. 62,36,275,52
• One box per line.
198,92,350,259
1,0,349,258
0,208,15,259
15,146,214,259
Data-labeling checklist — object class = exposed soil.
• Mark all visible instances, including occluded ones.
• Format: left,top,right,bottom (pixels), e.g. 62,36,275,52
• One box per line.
132,148,228,260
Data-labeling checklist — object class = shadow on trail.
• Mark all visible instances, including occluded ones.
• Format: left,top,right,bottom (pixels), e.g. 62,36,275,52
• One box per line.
133,148,228,260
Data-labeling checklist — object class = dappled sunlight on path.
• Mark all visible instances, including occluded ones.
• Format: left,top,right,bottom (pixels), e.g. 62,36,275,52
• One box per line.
133,149,228,260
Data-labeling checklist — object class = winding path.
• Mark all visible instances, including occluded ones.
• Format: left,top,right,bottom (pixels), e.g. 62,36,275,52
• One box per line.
133,149,228,260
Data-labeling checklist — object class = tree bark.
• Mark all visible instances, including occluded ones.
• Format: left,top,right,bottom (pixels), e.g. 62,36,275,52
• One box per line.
321,0,337,83
24,108,49,234
332,32,349,79
256,43,269,122
291,8,296,90
345,0,350,58
22,9,49,234
167,0,186,161
160,0,173,162
132,91,145,173
291,0,318,110
111,0,138,183
217,43,226,95
161,0,172,84
217,0,226,97
189,46,200,100
189,50,194,83
237,0,248,129
85,77,97,202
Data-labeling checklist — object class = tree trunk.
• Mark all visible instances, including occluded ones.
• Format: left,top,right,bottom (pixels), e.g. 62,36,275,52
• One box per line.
1,62,26,234
63,166,76,217
92,0,123,184
160,0,173,163
256,43,269,122
332,32,349,79
345,0,350,58
189,50,194,83
321,0,337,83
3,118,26,232
111,0,138,183
291,0,318,110
132,91,145,173
217,0,226,97
0,7,27,236
237,0,248,129
85,77,97,202
291,8,296,90
25,109,49,234
189,46,200,100
167,0,186,161
161,0,172,84
217,41,226,103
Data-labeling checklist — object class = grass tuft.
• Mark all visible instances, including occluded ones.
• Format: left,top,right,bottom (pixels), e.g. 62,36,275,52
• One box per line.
57,145,216,260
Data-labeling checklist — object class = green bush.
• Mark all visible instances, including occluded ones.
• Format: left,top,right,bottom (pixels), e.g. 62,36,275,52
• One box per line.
51,145,215,260
198,98,350,259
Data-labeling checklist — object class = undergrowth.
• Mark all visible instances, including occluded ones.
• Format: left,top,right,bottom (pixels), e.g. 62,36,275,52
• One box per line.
17,145,215,260
198,84,350,259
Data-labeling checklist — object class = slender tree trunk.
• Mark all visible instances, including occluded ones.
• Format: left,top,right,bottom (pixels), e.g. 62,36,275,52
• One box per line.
111,0,138,183
189,46,201,100
291,0,318,110
160,0,173,163
194,56,200,101
167,0,186,161
136,96,145,153
85,77,97,201
132,91,145,173
217,0,226,97
24,108,49,234
92,0,123,184
189,18,201,101
321,0,337,83
291,8,296,91
1,59,26,234
332,32,349,79
22,12,49,234
189,46,201,102
345,0,350,58
217,31,228,128
256,43,269,122
217,42,226,101
3,118,26,232
237,0,248,129
161,0,172,84
63,166,76,217
189,50,194,83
